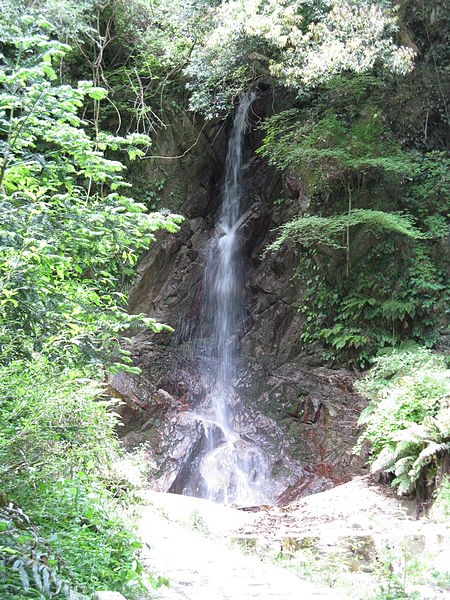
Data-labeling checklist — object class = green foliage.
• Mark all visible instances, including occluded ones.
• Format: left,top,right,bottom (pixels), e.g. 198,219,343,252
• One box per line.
139,173,167,210
266,209,426,253
356,346,450,496
184,0,414,116
0,360,149,598
0,503,86,600
259,107,417,181
432,476,450,521
1,480,145,599
0,360,118,493
408,151,450,220
1,0,199,135
260,68,448,362
0,12,182,599
287,222,446,365
95,0,196,132
0,21,181,367
0,0,97,44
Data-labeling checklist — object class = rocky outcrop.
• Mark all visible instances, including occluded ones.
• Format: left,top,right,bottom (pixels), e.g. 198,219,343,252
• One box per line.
113,96,368,504
237,361,367,501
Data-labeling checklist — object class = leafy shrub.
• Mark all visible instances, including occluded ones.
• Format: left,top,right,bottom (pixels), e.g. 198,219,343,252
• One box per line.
0,360,147,598
356,346,450,496
0,482,145,599
288,238,446,367
0,503,86,600
185,0,413,116
28,476,144,595
0,360,119,495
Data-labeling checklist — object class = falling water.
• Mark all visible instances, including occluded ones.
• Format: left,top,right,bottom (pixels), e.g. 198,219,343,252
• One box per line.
191,92,269,505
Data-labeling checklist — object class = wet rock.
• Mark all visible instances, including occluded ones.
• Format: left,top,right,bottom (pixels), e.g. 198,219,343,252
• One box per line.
108,372,180,416
128,219,210,330
121,93,367,505
166,415,206,494
151,412,206,493
236,360,366,502
276,468,334,506
155,388,178,407
108,372,156,414
236,202,268,254
116,330,365,503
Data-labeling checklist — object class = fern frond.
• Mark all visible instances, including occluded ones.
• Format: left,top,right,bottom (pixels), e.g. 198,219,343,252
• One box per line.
371,446,396,473
391,475,413,495
393,424,429,444
394,439,419,459
394,455,415,477
421,415,445,439
432,408,450,438
415,441,450,466
408,442,450,482
357,404,376,425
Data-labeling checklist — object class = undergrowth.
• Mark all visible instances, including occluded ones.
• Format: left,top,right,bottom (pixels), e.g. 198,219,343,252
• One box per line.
270,541,450,600
355,346,450,498
0,361,148,599
432,476,450,521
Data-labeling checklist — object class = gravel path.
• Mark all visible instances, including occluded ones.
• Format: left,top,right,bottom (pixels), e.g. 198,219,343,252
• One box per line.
137,480,449,600
138,492,344,600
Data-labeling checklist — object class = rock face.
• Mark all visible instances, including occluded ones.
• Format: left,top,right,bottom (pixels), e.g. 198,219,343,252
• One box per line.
112,95,368,504
236,361,366,504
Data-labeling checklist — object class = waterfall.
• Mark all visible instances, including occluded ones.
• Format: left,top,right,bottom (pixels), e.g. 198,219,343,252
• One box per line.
207,93,253,429
190,93,269,506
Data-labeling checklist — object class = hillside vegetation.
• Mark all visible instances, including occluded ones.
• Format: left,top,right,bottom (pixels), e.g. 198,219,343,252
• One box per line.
0,1,448,598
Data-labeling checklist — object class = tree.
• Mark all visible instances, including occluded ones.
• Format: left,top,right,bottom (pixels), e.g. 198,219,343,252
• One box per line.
184,0,414,116
0,13,181,369
0,12,181,597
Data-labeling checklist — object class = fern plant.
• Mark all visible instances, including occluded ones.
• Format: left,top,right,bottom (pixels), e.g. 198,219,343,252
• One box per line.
371,409,450,495
265,209,426,254
356,346,450,497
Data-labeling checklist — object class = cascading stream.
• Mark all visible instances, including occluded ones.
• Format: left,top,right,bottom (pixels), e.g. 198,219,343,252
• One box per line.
192,92,269,506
